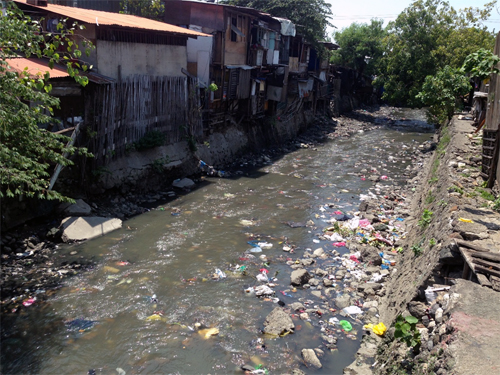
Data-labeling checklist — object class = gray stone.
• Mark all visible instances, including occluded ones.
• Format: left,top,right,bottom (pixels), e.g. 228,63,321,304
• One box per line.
291,369,306,375
289,302,305,311
360,245,382,266
312,247,325,257
408,301,427,318
357,283,383,292
301,348,322,368
58,199,92,216
315,268,328,277
363,300,379,309
308,278,320,286
321,334,337,344
301,258,315,266
314,348,324,357
60,216,122,242
311,290,322,298
263,307,295,336
291,269,312,286
172,178,195,189
336,269,347,279
323,278,334,287
335,294,351,309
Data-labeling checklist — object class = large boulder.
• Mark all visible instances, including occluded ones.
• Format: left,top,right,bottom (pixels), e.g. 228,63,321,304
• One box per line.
172,178,195,189
58,199,92,216
291,269,312,286
60,216,122,242
301,348,322,368
360,245,382,266
263,307,295,336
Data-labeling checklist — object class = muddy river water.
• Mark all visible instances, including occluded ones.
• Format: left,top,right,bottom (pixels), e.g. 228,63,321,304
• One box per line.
1,112,433,374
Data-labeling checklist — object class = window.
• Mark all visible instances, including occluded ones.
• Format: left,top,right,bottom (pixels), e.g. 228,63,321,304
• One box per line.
230,15,245,42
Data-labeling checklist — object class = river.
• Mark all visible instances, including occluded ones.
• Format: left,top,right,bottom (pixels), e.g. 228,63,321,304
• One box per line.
1,110,433,374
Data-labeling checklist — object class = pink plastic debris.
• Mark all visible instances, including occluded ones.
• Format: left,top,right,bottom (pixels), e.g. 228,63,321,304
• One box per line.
359,219,371,228
333,242,346,247
333,210,343,215
22,298,36,307
380,175,388,180
350,255,360,263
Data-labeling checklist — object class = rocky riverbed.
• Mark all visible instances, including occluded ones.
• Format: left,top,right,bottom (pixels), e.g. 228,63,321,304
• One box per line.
1,105,417,316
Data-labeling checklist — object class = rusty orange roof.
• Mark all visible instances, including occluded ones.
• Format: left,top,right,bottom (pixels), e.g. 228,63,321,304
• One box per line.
5,57,115,84
6,57,68,78
14,0,209,37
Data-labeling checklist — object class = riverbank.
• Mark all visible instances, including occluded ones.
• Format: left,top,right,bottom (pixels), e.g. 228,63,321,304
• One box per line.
344,116,500,375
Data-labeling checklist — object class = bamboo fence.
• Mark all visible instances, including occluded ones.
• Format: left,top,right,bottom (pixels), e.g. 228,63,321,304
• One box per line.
89,75,203,166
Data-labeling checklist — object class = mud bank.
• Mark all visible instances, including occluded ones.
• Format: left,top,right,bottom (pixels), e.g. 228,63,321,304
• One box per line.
345,117,500,375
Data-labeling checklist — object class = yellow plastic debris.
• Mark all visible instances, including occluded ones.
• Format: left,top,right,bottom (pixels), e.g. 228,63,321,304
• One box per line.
364,322,387,336
458,218,474,223
198,327,219,339
103,266,120,273
373,322,387,336
145,314,164,321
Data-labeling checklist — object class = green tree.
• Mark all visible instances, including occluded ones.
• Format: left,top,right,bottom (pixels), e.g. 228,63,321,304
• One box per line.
224,0,333,50
0,3,93,202
416,65,470,124
120,0,165,21
376,0,496,107
331,19,386,76
461,48,500,80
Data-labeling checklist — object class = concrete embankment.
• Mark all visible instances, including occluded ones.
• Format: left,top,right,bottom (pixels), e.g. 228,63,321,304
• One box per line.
345,117,500,375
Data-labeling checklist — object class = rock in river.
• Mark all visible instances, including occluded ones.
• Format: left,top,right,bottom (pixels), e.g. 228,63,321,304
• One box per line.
301,348,322,368
290,269,312,286
263,307,295,336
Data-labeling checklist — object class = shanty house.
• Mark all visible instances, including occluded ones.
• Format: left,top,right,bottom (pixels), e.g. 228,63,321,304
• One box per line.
13,0,210,168
14,0,208,80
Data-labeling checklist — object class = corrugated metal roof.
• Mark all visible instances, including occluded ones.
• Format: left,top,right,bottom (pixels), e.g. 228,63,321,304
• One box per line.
14,0,209,37
5,57,115,84
6,57,68,78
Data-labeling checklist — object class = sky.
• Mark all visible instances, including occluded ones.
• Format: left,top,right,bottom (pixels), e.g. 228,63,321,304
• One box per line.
326,0,500,39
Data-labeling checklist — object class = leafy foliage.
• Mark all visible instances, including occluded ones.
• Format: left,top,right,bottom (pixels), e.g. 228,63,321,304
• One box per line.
120,0,165,21
418,209,434,229
375,0,496,106
461,48,500,80
331,19,387,76
416,65,471,124
394,315,421,351
224,0,333,52
0,3,93,202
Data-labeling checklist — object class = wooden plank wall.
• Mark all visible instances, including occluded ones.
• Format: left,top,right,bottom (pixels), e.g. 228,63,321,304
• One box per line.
485,32,500,131
483,32,500,187
89,75,201,167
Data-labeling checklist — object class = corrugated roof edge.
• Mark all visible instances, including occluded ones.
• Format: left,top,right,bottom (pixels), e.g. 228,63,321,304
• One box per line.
6,57,115,84
14,0,209,37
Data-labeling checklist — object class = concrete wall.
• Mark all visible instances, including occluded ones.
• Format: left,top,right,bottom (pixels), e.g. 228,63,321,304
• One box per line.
98,110,314,192
96,41,187,79
186,27,213,86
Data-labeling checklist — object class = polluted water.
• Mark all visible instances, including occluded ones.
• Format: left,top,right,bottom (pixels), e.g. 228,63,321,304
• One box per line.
1,113,433,374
